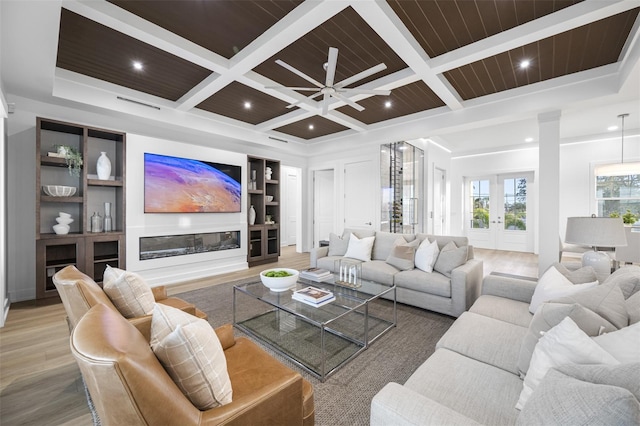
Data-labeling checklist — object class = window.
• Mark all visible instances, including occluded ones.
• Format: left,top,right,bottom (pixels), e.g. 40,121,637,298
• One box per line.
503,177,527,230
595,163,640,223
470,180,489,229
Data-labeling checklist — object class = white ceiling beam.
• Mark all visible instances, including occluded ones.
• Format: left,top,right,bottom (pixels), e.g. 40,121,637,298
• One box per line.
429,0,639,74
352,1,463,111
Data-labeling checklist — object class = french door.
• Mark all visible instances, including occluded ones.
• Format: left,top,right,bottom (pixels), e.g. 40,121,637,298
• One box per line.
466,172,534,252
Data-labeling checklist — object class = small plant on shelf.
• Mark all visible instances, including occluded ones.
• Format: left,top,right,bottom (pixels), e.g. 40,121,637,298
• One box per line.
55,144,83,177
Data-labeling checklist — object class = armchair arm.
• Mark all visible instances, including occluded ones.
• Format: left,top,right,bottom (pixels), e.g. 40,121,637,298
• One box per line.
450,259,483,317
481,275,537,303
371,382,480,426
309,246,329,268
129,315,152,342
152,285,168,301
215,324,236,350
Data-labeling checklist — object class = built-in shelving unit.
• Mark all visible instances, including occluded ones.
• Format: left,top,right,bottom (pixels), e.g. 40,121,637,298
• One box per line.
247,156,280,266
35,117,126,299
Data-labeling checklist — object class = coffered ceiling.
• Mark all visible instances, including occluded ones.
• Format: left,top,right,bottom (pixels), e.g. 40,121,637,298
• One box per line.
2,1,640,151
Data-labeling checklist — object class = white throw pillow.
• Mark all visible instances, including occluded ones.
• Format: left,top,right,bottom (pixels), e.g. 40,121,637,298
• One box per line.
151,304,232,410
343,233,375,262
593,322,640,363
529,266,598,314
103,265,155,318
415,238,439,273
516,317,619,410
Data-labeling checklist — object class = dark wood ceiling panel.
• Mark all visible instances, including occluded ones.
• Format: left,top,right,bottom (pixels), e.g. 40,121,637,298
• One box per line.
107,1,302,59
387,0,583,58
444,8,639,101
196,82,294,125
254,7,407,90
337,81,446,124
274,116,350,140
56,9,211,102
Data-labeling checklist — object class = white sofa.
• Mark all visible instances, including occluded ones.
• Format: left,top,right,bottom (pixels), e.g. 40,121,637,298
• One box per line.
370,265,640,425
310,229,483,317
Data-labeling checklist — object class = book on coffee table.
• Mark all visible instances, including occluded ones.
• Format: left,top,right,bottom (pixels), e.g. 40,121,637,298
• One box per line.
300,267,332,282
292,286,335,307
292,292,336,307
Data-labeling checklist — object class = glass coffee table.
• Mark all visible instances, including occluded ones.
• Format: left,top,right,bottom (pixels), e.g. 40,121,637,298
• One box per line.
233,276,396,381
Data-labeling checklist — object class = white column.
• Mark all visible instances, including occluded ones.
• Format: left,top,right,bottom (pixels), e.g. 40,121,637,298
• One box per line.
538,111,561,277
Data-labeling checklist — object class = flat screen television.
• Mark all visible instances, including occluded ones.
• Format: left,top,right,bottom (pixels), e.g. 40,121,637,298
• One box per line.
144,152,242,213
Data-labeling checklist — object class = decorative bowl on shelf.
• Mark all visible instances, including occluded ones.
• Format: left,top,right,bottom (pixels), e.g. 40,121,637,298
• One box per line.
52,224,70,235
55,216,74,226
265,195,274,202
259,268,299,292
43,185,76,197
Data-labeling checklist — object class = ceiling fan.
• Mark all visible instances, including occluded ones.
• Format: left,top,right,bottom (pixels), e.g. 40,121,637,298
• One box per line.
267,47,391,115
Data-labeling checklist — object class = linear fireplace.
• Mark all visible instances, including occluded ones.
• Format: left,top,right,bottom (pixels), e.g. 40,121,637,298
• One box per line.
140,231,240,260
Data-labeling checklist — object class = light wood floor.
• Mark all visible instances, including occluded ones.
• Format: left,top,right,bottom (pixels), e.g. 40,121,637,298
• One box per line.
0,246,539,425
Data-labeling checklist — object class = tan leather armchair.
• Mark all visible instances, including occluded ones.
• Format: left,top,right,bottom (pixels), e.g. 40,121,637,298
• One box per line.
72,303,315,425
53,265,207,330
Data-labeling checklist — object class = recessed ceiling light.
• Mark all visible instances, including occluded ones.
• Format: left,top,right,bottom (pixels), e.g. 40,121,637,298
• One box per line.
309,124,314,130
384,101,392,108
132,61,143,71
519,60,530,69
525,137,534,143
244,101,251,109
608,125,619,131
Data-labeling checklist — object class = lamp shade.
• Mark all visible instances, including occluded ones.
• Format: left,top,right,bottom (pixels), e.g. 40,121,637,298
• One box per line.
565,217,627,248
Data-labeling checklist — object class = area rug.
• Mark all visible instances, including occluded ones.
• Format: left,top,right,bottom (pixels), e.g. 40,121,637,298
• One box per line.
178,278,455,426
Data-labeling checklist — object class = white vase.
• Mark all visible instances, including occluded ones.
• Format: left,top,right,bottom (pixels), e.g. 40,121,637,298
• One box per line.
249,205,256,225
97,152,111,180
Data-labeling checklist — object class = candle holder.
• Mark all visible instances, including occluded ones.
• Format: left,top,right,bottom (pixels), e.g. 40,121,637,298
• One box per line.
334,259,362,288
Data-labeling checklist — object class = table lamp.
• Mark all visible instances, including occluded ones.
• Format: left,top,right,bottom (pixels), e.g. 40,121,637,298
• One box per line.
565,217,627,281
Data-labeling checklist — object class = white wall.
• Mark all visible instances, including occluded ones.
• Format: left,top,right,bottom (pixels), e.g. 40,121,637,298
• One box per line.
424,140,452,234
1,89,8,326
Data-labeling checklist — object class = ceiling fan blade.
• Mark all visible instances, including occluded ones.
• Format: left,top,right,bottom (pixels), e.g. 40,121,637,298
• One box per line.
337,88,391,96
334,63,387,89
325,47,338,87
287,91,323,109
332,92,365,112
265,86,319,92
275,59,324,89
321,93,330,115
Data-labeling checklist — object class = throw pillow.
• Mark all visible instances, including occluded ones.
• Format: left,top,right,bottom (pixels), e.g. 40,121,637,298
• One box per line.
516,368,640,425
414,238,439,273
592,322,640,363
627,291,640,324
343,233,375,262
552,282,629,329
328,232,349,256
151,304,232,410
515,317,619,410
433,241,467,277
528,266,598,314
386,240,416,271
517,302,617,377
103,265,155,318
556,362,640,400
552,262,598,284
602,265,640,299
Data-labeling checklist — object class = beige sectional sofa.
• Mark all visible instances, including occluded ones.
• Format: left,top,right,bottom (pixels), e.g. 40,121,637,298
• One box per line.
310,229,483,317
371,265,640,425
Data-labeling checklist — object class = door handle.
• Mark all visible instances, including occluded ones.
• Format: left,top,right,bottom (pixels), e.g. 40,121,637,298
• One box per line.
365,222,372,225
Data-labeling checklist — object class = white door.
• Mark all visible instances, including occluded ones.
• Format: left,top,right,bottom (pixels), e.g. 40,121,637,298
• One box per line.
466,173,534,252
432,167,446,235
281,167,299,246
313,169,335,246
344,161,375,230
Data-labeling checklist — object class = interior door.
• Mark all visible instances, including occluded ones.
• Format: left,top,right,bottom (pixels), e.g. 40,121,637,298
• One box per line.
313,169,335,247
282,167,299,246
466,173,533,252
344,161,375,231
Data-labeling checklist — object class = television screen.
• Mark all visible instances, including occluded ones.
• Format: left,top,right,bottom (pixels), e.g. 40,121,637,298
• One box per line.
144,153,242,213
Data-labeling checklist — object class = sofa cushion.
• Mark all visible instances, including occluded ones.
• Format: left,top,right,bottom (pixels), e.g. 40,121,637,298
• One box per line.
556,362,640,400
433,241,468,278
469,295,532,327
328,233,349,256
151,304,232,410
517,302,617,377
361,260,397,286
103,266,155,318
417,234,469,251
627,291,640,324
373,232,407,261
344,233,375,262
436,311,527,375
603,265,640,299
384,238,416,270
593,322,640,363
404,348,523,426
516,368,640,425
415,238,439,273
552,282,629,329
529,265,598,314
394,268,451,298
516,317,619,410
